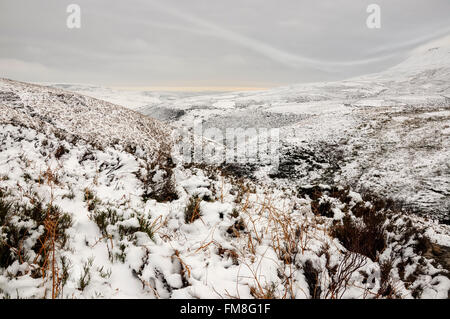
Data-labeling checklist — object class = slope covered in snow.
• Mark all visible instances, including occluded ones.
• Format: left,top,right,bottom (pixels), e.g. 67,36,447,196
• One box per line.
0,78,172,161
0,37,449,300
0,120,449,299
132,35,450,222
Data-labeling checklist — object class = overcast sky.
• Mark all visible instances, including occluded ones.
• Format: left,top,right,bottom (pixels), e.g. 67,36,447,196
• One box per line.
1,0,449,88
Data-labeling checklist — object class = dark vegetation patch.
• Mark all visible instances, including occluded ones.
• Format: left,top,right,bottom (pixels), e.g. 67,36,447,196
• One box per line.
89,204,156,242
311,199,334,218
218,247,239,265
329,186,352,204
377,259,395,298
83,188,100,212
0,189,73,270
90,208,119,237
302,260,322,299
118,216,155,241
78,150,96,163
184,196,201,224
269,142,345,183
226,218,246,237
358,189,405,212
54,145,69,159
219,163,258,180
183,162,258,182
423,243,450,272
318,184,450,298
136,154,178,203
297,185,324,201
307,186,398,262
0,91,21,104
330,212,386,261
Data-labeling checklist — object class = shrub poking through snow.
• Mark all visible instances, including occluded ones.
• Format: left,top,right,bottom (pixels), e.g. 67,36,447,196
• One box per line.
226,218,246,237
298,185,323,201
218,247,239,265
0,190,12,227
184,196,201,224
84,188,94,201
118,216,155,240
83,188,100,212
325,251,368,299
377,258,395,298
303,260,322,299
311,199,333,218
136,155,178,203
90,208,119,237
0,183,73,299
78,258,93,291
0,192,72,270
54,145,69,159
330,210,386,261
136,216,155,240
249,284,277,299
329,186,352,204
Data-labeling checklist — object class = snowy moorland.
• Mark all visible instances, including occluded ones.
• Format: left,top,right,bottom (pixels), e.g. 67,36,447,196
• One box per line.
0,36,449,299
129,35,449,222
52,36,450,222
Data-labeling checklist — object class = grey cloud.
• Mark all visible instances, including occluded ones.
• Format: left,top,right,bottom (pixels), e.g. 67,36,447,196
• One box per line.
0,0,449,87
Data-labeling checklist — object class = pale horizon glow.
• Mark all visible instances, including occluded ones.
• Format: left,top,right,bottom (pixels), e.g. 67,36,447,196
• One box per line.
111,86,271,92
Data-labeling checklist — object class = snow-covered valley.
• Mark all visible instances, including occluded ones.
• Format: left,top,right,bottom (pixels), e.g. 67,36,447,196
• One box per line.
54,36,450,223
0,35,449,299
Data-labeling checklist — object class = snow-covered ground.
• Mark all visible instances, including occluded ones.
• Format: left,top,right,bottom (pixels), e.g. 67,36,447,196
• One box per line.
0,120,449,299
0,35,449,299
47,83,230,113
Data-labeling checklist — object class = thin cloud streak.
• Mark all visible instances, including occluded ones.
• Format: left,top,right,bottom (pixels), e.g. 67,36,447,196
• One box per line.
146,0,449,72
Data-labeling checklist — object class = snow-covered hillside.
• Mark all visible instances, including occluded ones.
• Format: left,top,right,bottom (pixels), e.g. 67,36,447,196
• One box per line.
0,36,449,299
0,118,449,299
0,79,172,160
45,37,450,221
131,35,449,222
